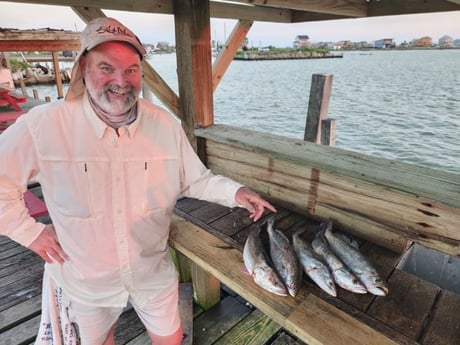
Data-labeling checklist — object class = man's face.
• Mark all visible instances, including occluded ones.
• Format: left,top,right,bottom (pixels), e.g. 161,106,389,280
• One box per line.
80,41,142,114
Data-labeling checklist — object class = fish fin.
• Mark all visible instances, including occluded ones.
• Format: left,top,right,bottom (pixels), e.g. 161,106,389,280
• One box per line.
241,267,251,275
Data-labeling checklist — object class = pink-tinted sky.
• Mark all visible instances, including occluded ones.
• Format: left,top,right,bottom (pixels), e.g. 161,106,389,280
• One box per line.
1,3,459,47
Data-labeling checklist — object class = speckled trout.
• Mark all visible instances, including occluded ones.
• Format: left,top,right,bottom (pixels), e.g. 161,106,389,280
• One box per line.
312,229,367,294
243,227,288,296
292,229,337,297
323,220,389,296
266,216,302,297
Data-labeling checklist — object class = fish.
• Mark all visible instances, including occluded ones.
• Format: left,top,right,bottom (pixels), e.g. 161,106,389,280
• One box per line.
323,220,389,296
243,227,288,296
266,216,302,297
292,229,337,297
312,229,367,294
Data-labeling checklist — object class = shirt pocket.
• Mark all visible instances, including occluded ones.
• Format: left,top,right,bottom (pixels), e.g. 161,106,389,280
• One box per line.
125,157,181,215
42,160,108,219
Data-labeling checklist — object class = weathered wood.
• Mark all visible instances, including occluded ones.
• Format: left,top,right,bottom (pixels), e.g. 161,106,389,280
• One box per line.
193,295,251,344
367,269,440,340
304,74,333,143
168,214,408,345
421,289,460,345
271,331,305,345
286,294,401,345
212,20,253,92
320,118,336,146
0,314,39,345
0,295,41,331
213,309,282,345
204,142,409,253
192,263,221,310
179,283,193,345
196,125,460,256
51,51,64,99
115,307,147,344
174,0,213,147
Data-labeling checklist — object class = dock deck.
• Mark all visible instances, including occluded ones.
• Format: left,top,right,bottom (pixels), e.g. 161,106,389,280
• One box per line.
1,185,459,344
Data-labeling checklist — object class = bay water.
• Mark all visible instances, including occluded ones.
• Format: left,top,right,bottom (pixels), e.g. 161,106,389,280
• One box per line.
27,49,460,174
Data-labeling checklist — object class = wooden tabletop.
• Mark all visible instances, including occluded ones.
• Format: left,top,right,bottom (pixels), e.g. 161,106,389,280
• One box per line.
170,197,460,345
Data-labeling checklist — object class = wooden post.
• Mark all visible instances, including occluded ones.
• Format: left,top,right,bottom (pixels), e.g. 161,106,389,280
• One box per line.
321,118,337,146
191,262,221,310
19,78,27,95
51,51,64,99
304,74,333,143
174,0,214,147
33,89,39,99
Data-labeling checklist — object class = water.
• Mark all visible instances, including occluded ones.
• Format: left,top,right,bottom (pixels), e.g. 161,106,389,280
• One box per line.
22,50,460,174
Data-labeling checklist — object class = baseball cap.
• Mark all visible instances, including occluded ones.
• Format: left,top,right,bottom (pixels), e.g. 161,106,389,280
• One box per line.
65,17,147,101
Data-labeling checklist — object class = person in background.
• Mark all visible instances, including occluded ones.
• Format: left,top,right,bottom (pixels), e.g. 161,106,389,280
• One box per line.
0,55,14,91
0,17,276,345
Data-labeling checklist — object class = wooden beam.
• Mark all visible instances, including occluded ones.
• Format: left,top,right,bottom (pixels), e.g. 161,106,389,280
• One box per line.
0,0,293,23
366,0,460,17
212,20,253,92
222,0,367,17
0,40,80,52
174,0,214,144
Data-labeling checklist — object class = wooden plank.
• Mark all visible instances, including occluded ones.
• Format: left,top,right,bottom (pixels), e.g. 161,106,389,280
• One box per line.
367,269,440,340
421,289,460,345
0,314,39,345
271,331,306,345
169,215,409,345
115,308,146,344
212,20,253,92
197,125,459,256
213,309,282,345
286,293,400,345
205,144,409,253
221,0,367,17
196,125,460,208
193,295,252,344
0,295,41,331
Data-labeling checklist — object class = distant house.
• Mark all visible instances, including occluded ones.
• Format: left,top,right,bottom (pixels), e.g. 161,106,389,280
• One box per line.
438,35,454,48
411,36,433,48
374,38,394,49
293,35,310,48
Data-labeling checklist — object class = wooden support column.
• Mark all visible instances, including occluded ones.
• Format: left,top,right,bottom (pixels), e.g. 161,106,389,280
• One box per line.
304,74,334,144
51,51,64,99
212,20,253,91
174,0,214,147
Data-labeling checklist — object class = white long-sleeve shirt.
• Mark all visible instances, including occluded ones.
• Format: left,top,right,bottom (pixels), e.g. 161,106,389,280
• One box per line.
0,92,242,307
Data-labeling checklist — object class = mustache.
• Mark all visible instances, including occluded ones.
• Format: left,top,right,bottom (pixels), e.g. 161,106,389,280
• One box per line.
104,84,136,95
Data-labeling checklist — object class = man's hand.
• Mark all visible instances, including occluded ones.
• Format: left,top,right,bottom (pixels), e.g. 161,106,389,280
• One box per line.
235,187,277,222
28,224,69,264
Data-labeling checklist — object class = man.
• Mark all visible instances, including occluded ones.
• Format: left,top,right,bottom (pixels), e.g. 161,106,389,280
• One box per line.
0,17,275,345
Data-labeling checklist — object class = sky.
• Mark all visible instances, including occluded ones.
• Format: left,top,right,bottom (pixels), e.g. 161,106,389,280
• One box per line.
1,3,460,47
